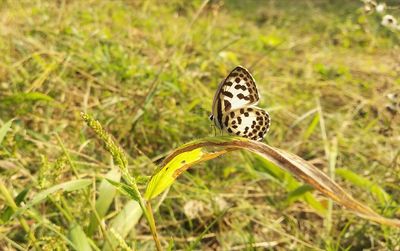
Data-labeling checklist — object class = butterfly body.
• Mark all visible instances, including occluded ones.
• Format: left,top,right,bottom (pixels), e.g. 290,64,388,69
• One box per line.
210,66,270,141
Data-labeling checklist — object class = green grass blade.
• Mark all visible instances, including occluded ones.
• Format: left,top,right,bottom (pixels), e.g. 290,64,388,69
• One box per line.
0,188,29,223
286,184,315,204
303,113,320,140
69,223,93,251
88,169,121,235
285,184,326,214
106,179,140,202
0,119,14,146
0,92,54,105
102,201,142,251
251,154,326,214
336,168,395,206
19,179,91,215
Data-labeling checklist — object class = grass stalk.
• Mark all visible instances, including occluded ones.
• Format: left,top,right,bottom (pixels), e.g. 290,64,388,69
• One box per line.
0,179,39,250
1,233,26,251
317,97,334,235
56,132,117,248
81,112,163,250
55,133,80,178
146,201,163,251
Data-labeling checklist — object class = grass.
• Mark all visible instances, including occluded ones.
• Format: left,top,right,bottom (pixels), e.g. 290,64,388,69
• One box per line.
1,0,400,250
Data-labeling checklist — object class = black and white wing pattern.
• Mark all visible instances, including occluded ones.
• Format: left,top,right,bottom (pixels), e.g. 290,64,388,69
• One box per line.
221,107,270,141
210,66,270,141
211,66,259,118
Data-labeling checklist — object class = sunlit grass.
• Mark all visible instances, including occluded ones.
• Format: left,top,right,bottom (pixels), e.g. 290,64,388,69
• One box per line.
1,0,400,250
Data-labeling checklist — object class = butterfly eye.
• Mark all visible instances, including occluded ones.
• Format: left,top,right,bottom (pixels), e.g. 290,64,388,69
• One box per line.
209,114,214,121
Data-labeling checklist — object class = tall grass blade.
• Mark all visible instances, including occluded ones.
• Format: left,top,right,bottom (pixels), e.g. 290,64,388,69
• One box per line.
250,154,326,214
303,113,320,140
336,168,395,206
0,188,29,223
69,223,93,251
106,179,140,202
102,201,142,251
0,92,54,105
88,169,121,235
19,179,91,215
0,119,14,146
285,185,314,204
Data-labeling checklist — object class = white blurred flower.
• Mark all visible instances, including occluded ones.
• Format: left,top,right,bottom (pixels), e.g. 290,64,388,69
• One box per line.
363,0,377,6
214,195,229,211
387,93,399,101
183,200,207,219
376,3,386,13
363,0,377,13
381,15,398,28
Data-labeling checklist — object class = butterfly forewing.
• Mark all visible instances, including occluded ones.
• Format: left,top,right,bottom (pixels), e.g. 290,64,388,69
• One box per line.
212,66,260,129
214,66,259,111
222,107,270,141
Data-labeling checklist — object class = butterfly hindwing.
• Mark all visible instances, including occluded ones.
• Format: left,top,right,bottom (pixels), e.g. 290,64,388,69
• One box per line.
222,107,270,141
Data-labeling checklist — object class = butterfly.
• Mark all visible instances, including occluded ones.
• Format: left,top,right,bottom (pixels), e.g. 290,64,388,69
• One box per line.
209,66,270,141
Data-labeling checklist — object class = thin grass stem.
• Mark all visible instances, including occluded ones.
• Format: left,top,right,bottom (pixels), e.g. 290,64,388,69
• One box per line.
82,112,163,250
0,180,39,250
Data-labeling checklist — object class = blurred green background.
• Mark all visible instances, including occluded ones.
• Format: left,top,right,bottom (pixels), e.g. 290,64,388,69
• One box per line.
1,0,399,250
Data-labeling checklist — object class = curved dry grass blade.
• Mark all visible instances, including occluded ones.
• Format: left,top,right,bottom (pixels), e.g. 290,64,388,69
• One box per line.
145,136,400,228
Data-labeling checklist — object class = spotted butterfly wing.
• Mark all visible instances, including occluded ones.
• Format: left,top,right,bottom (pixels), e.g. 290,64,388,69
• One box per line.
210,66,270,141
211,66,260,129
222,107,270,141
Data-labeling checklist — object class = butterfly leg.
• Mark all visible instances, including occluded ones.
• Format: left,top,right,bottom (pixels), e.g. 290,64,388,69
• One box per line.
210,124,217,136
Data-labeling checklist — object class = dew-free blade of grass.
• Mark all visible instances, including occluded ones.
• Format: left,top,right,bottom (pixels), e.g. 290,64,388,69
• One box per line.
102,201,142,251
0,119,14,146
0,180,38,247
250,153,286,181
106,179,140,202
285,184,314,204
20,179,91,214
26,61,58,92
145,136,400,228
82,113,162,250
249,154,326,214
69,223,93,251
336,168,395,206
0,188,29,223
0,92,54,105
303,113,320,140
88,169,121,235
